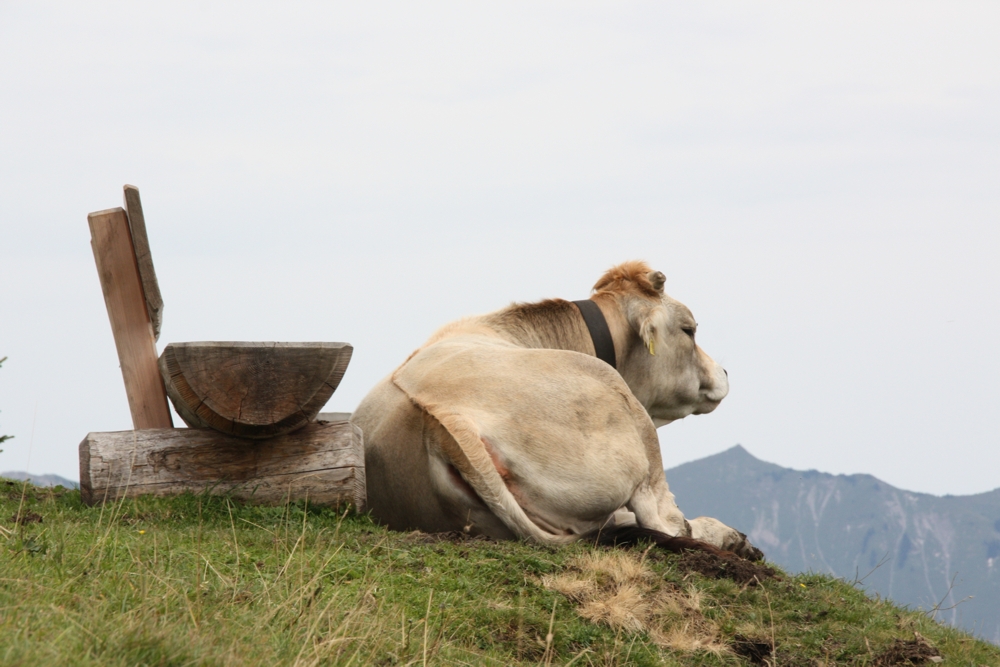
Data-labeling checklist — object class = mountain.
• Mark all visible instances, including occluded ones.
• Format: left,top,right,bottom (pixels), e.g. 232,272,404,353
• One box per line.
666,445,1000,645
1,471,79,489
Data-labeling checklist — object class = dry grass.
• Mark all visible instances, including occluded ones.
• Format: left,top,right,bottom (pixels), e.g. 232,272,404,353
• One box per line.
543,549,729,655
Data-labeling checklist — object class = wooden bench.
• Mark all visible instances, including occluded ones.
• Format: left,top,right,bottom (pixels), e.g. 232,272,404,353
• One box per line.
80,186,364,509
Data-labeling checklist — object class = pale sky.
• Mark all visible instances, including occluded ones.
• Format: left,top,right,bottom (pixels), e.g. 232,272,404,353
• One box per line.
1,2,997,496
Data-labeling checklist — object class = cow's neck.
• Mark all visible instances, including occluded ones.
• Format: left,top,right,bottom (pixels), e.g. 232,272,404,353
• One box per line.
485,296,633,366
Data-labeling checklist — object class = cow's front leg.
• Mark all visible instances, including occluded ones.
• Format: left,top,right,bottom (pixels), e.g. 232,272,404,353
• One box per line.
650,477,691,537
688,516,764,561
627,482,688,537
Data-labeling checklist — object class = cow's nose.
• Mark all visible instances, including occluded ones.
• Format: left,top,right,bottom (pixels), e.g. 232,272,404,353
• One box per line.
723,368,728,378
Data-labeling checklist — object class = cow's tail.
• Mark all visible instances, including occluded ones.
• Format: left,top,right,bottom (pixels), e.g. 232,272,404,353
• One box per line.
411,401,579,546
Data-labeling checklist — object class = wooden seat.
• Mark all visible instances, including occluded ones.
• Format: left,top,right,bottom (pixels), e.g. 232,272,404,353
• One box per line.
159,341,353,439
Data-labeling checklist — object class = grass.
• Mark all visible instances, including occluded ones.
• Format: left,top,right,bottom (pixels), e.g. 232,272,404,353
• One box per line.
1,478,998,666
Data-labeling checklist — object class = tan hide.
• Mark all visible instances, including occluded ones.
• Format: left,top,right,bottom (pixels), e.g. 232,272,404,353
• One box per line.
392,334,661,543
353,260,761,559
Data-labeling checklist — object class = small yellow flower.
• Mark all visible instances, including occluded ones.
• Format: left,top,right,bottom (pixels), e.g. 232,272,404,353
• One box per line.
138,530,146,535
799,583,806,588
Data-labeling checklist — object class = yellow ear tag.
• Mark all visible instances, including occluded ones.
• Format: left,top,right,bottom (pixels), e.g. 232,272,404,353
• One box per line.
648,339,655,356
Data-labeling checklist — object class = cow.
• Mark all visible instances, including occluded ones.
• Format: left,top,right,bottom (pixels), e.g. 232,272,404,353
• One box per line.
351,261,762,560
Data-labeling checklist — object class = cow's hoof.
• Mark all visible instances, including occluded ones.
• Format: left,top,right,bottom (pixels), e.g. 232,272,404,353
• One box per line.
734,532,765,561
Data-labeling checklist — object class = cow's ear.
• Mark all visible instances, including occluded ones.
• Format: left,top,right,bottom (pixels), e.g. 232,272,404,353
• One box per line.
648,271,666,293
633,302,669,356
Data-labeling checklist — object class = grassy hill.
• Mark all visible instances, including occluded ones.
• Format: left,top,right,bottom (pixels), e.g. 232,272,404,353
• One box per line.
2,478,999,666
666,445,1000,646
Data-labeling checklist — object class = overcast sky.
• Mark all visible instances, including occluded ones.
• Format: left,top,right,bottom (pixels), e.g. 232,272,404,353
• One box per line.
1,2,997,497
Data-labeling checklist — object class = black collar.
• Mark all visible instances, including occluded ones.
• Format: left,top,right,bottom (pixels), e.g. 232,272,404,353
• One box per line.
572,300,617,369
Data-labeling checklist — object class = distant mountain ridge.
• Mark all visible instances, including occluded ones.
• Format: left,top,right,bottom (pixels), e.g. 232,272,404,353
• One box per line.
1,471,79,489
666,445,1000,645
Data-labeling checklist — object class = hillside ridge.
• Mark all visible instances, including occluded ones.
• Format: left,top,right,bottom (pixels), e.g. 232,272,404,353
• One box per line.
3,479,1000,665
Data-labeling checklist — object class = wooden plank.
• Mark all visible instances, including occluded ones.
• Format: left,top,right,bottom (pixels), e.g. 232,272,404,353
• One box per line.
159,342,353,439
78,420,365,509
122,185,164,341
89,207,173,430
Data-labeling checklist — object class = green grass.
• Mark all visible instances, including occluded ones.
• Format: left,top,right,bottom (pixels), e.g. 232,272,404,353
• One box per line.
1,478,998,666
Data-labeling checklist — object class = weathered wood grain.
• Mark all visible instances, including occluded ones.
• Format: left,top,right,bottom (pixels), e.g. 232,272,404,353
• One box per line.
122,185,164,341
79,420,365,509
89,207,173,430
159,342,352,439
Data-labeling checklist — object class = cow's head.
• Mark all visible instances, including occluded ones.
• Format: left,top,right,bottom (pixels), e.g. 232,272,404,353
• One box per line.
593,261,729,426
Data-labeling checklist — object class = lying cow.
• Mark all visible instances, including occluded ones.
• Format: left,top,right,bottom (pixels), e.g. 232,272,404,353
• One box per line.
352,261,762,560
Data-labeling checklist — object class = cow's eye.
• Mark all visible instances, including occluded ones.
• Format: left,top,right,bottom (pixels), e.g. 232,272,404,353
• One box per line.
682,326,696,339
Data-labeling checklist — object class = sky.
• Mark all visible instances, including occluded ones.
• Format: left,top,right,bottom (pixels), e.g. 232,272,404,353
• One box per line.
0,2,997,497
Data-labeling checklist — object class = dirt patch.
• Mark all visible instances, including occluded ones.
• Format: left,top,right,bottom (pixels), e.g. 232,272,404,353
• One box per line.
9,511,43,525
731,634,773,665
403,530,496,544
873,632,942,666
677,550,777,586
